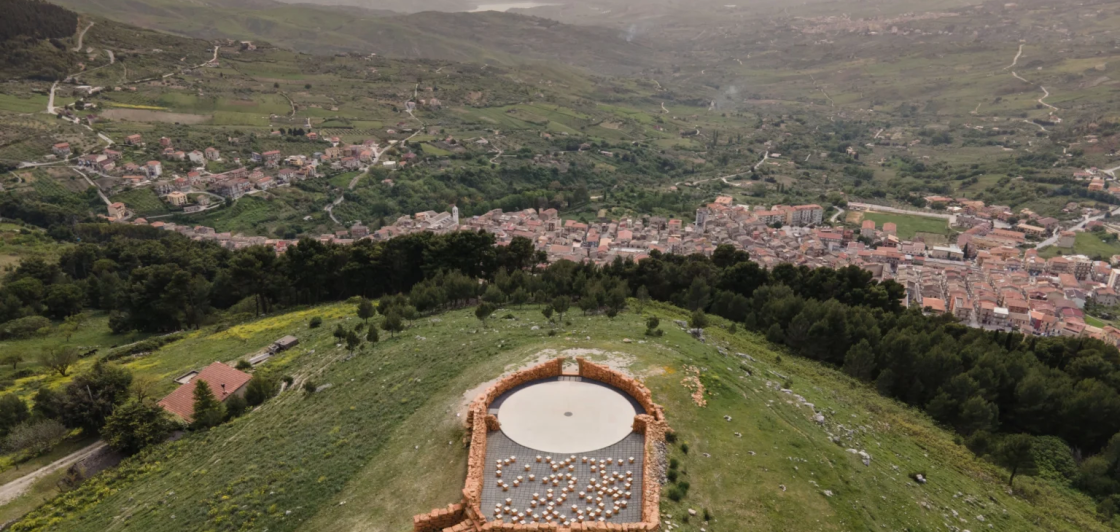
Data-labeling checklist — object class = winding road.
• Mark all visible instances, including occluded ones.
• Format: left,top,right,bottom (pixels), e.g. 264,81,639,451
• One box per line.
830,207,845,224
1004,44,1023,70
72,21,93,52
753,152,770,170
1034,206,1120,250
0,441,106,506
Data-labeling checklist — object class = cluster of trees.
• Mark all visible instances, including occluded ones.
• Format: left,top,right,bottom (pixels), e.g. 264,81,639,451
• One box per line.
0,225,540,334
0,0,78,42
0,0,80,80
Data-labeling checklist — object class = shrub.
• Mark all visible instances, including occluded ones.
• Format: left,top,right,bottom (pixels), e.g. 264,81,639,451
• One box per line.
703,508,712,521
224,394,248,419
680,443,689,454
548,330,556,336
245,375,279,406
666,469,678,482
665,431,678,444
0,394,30,436
303,381,317,395
666,487,683,502
669,457,679,469
102,400,171,455
235,360,252,371
677,480,690,495
4,419,68,456
281,375,294,386
689,310,709,329
309,316,323,328
101,333,185,361
0,316,51,340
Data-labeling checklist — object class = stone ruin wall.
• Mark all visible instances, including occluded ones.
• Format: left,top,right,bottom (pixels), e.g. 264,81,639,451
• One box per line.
414,357,668,532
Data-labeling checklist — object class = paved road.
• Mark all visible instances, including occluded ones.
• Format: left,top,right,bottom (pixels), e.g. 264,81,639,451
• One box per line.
71,167,111,205
1104,165,1120,178
17,159,69,169
847,202,953,220
830,207,845,224
0,441,106,506
326,145,385,224
1034,207,1120,250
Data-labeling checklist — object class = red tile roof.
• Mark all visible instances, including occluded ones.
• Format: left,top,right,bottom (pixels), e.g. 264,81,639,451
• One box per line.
158,362,252,422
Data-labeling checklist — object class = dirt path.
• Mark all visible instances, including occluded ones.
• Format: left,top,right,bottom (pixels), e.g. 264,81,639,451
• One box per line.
72,21,93,52
0,441,105,506
1011,70,1059,112
46,81,58,115
753,152,770,170
1004,43,1023,70
1038,85,1058,111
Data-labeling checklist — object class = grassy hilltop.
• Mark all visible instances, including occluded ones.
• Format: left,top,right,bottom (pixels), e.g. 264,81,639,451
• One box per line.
7,301,1104,531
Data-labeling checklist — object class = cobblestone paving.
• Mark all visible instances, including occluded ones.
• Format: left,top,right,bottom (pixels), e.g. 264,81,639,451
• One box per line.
481,432,645,525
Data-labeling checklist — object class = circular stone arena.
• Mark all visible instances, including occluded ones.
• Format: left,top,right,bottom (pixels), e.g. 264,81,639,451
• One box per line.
481,377,647,525
496,379,639,454
412,357,669,532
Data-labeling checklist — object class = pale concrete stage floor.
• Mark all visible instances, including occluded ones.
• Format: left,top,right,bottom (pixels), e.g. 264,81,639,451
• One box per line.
497,379,637,454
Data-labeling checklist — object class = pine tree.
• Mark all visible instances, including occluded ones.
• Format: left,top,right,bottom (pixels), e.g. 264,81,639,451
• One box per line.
357,298,375,323
190,381,225,430
345,330,362,354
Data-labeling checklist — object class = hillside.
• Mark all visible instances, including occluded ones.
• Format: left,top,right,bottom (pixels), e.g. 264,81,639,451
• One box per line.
0,0,79,80
6,302,1104,531
50,0,662,74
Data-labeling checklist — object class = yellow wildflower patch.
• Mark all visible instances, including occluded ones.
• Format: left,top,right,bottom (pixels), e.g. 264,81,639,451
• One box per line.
208,305,351,341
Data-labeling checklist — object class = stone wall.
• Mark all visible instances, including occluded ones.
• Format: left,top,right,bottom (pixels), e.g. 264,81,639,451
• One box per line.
415,357,668,532
412,503,466,532
575,358,664,423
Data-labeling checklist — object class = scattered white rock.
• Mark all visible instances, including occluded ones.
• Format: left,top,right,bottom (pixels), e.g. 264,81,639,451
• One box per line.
531,325,540,331
688,509,697,516
822,490,833,497
723,415,732,421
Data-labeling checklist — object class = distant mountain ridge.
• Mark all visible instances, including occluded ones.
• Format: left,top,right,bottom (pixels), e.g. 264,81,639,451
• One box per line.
50,0,664,74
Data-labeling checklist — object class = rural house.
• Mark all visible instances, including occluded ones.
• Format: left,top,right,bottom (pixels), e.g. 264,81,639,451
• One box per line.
158,362,252,422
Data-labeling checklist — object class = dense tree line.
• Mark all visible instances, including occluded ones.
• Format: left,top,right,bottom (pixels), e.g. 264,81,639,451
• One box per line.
0,0,78,42
0,224,540,333
12,223,1120,511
